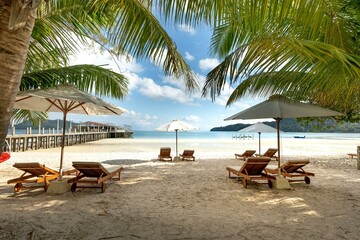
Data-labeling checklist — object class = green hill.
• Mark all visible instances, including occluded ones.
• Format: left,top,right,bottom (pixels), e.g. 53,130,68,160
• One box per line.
11,120,77,129
210,118,360,132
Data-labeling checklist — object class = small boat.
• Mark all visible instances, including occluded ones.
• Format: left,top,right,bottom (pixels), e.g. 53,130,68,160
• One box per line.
294,136,306,139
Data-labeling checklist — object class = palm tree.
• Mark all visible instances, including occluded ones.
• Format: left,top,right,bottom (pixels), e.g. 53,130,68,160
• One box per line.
201,0,360,119
14,64,129,124
0,0,199,152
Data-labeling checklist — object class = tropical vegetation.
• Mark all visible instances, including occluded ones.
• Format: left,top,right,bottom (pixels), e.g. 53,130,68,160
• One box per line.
0,0,199,153
200,0,360,123
2,0,360,153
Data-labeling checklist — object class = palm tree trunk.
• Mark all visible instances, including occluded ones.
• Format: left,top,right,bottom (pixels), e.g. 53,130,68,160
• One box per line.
0,1,37,153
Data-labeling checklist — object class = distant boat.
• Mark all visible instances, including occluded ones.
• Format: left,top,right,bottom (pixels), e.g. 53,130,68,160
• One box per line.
294,135,306,139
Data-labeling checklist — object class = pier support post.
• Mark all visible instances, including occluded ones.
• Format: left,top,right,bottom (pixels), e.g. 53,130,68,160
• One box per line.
357,146,360,170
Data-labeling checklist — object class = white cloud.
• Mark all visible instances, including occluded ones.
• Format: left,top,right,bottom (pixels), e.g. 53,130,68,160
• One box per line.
124,72,202,105
162,75,188,89
69,42,144,74
122,72,143,92
176,24,196,35
184,115,200,123
185,51,195,61
121,111,159,128
137,78,192,103
199,58,220,71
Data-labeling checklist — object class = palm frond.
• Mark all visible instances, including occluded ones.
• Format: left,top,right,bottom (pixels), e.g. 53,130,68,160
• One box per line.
20,64,128,99
155,0,229,26
94,0,199,91
29,0,199,91
209,0,354,58
29,0,107,68
203,36,360,102
12,109,48,126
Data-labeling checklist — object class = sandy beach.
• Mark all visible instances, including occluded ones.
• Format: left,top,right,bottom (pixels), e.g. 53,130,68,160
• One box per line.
0,137,359,239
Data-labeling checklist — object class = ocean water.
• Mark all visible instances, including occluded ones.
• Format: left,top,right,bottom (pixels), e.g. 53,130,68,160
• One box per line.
132,131,360,140
8,129,360,140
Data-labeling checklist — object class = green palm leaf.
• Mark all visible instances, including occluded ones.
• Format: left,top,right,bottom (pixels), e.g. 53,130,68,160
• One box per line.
201,0,360,121
12,109,48,126
20,64,128,99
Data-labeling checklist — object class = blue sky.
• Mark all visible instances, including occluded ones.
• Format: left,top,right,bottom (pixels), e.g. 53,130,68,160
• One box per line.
57,23,267,131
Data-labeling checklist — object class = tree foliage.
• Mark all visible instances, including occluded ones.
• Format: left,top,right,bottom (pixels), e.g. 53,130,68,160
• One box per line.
199,0,360,121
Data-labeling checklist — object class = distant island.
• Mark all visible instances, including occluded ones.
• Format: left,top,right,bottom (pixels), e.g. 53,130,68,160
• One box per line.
210,118,360,133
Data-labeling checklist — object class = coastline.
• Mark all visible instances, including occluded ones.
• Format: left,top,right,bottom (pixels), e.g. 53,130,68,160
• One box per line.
8,136,357,157
0,137,359,239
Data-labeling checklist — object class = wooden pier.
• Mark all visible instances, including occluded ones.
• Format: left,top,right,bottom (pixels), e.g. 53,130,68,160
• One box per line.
4,131,132,152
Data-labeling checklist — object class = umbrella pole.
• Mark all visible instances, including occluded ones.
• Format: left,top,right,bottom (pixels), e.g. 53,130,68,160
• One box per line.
175,130,178,157
276,118,281,176
59,111,67,179
258,132,261,154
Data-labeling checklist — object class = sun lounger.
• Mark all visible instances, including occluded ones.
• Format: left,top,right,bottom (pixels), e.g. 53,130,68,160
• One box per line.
266,160,315,184
234,150,256,160
256,148,278,160
348,153,357,159
180,150,195,161
158,147,172,161
68,162,123,193
7,162,76,192
226,157,274,188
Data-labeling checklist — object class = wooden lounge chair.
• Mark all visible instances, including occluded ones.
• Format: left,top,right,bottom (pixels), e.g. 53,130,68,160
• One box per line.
348,153,357,159
180,150,195,161
256,148,278,160
7,162,76,192
68,162,123,193
234,150,256,160
266,160,315,184
158,147,172,161
226,157,274,188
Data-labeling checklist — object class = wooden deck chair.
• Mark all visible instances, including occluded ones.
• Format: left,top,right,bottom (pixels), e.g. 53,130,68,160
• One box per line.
68,162,123,193
7,162,75,192
266,160,315,184
226,157,274,188
256,148,278,160
180,150,195,161
158,147,172,161
234,150,256,160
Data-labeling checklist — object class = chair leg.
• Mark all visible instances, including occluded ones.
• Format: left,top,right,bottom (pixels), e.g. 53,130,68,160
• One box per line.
71,183,77,192
242,179,248,188
101,182,106,193
14,183,22,192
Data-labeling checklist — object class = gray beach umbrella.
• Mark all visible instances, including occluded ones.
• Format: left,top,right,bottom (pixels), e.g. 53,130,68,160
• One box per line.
14,84,127,178
239,122,280,154
156,119,198,157
225,95,342,174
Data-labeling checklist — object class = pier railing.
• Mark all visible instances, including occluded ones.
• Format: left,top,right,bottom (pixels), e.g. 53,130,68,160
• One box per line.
4,131,132,152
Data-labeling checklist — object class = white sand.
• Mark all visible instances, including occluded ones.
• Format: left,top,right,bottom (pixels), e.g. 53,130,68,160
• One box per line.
0,137,359,239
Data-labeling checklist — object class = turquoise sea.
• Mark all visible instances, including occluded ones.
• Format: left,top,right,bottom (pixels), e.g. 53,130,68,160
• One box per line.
8,129,360,140
132,131,360,140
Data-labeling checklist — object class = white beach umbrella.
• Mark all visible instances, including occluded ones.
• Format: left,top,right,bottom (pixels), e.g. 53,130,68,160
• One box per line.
156,119,199,157
14,84,127,178
239,122,280,153
225,95,342,175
